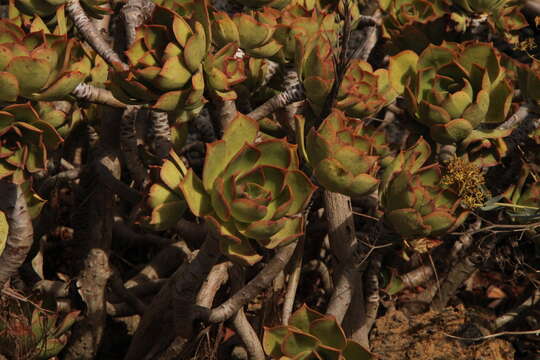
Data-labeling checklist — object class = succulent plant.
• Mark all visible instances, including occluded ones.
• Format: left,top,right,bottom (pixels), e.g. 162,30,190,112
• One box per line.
449,0,527,43
0,307,79,360
304,109,381,197
0,19,90,103
336,58,402,119
272,4,338,63
204,42,247,101
0,103,63,184
380,138,470,239
179,112,316,265
400,41,514,145
146,150,188,230
381,0,454,53
295,33,335,115
263,304,372,359
211,9,283,59
111,4,208,122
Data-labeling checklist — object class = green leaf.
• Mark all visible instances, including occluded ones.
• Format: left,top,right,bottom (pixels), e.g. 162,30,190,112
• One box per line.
0,72,20,102
154,56,192,91
342,340,372,360
202,140,227,191
422,210,455,235
385,208,428,238
179,169,212,217
183,22,206,73
282,330,320,357
222,113,259,159
161,159,183,190
388,50,418,94
150,200,187,230
148,183,179,208
5,56,51,96
284,170,316,215
263,326,289,357
0,211,7,257
218,232,262,266
30,71,86,101
309,317,346,350
289,304,324,332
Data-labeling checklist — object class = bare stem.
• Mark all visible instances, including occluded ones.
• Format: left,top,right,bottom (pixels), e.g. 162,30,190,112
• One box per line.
66,0,128,70
72,83,127,108
0,182,34,289
200,241,298,323
282,237,304,324
248,84,305,121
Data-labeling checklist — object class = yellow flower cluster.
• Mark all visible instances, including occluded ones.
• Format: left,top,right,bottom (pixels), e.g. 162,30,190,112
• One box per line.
441,158,490,209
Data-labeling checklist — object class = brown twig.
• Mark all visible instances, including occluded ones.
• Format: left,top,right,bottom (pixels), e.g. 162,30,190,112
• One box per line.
247,84,305,121
66,0,128,70
110,268,147,315
282,237,304,324
444,328,540,341
199,241,298,324
72,83,127,108
229,266,265,360
124,233,221,360
120,106,148,187
0,182,34,289
494,288,540,329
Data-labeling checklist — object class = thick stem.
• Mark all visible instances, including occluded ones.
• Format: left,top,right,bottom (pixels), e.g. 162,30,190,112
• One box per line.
216,99,238,133
200,241,297,323
247,84,305,121
0,182,34,289
72,83,127,108
282,237,304,324
120,106,147,187
63,106,121,359
150,111,172,160
124,233,221,360
431,236,496,312
66,0,128,70
122,0,155,47
228,265,265,360
495,288,540,329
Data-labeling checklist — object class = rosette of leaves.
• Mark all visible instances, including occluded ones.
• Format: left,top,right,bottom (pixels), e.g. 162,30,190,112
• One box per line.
296,34,335,115
263,304,372,359
304,109,380,197
7,0,69,35
111,5,207,122
204,42,247,101
271,4,338,64
380,137,470,239
14,0,109,18
146,150,188,230
401,41,514,145
380,0,454,53
336,59,397,119
0,20,91,103
179,113,316,265
211,9,283,58
0,307,79,360
0,103,63,184
450,0,527,43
